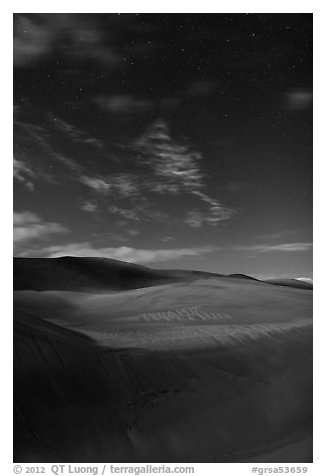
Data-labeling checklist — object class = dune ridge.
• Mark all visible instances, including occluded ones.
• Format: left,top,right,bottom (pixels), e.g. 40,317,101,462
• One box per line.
14,257,312,292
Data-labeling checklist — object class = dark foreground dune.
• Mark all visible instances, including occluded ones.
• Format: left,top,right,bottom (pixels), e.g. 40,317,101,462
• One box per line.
13,257,312,463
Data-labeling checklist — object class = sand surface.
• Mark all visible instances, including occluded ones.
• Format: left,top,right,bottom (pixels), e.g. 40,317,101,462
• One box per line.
14,258,312,462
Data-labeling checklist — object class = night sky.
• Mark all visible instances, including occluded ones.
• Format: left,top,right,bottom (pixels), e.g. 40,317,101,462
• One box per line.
13,13,313,280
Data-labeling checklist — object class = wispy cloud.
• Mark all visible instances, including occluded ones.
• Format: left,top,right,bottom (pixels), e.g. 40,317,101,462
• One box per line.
79,174,139,198
15,115,234,228
136,119,203,190
234,242,313,253
256,230,302,242
81,201,98,213
77,119,233,226
127,229,140,237
106,205,142,221
13,156,35,191
14,15,53,66
48,114,104,149
14,117,83,176
78,176,111,193
17,242,217,263
51,153,82,173
14,14,123,68
13,211,68,248
94,95,153,114
191,190,234,224
283,88,313,111
136,119,234,226
184,211,206,228
93,95,181,114
14,119,51,149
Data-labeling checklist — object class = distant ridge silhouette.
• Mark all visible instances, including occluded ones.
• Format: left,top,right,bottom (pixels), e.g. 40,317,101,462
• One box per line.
13,256,313,292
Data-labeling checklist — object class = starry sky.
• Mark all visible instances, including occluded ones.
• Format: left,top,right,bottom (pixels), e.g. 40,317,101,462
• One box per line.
13,13,313,280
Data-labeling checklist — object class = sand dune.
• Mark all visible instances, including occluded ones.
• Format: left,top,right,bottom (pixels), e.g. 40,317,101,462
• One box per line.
13,257,312,462
14,257,311,292
13,257,223,293
227,273,260,281
263,278,313,290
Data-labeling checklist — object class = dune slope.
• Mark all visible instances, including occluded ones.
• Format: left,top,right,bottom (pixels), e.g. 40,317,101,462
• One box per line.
14,257,312,292
13,257,226,292
263,278,313,290
14,264,312,463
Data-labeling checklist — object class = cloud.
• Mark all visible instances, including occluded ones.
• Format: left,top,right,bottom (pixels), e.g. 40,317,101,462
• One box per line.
184,211,206,228
94,95,153,114
79,176,111,193
135,119,233,225
283,88,313,110
51,153,82,173
14,15,54,66
14,119,82,179
17,242,217,263
14,120,51,149
83,137,104,149
234,242,313,253
67,32,120,67
93,94,181,114
14,14,123,68
256,230,301,242
111,175,139,197
15,115,233,229
160,236,176,243
296,277,313,283
48,114,104,149
78,174,139,198
107,205,141,221
77,176,148,221
184,207,232,228
13,211,68,247
136,119,203,190
127,229,140,237
146,182,180,194
50,115,85,139
13,211,39,226
191,190,234,223
15,117,91,177
13,156,35,191
69,119,233,226
81,201,98,213
94,95,181,114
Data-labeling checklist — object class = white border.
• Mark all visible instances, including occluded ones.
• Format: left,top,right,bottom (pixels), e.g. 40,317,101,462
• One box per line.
4,2,323,474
